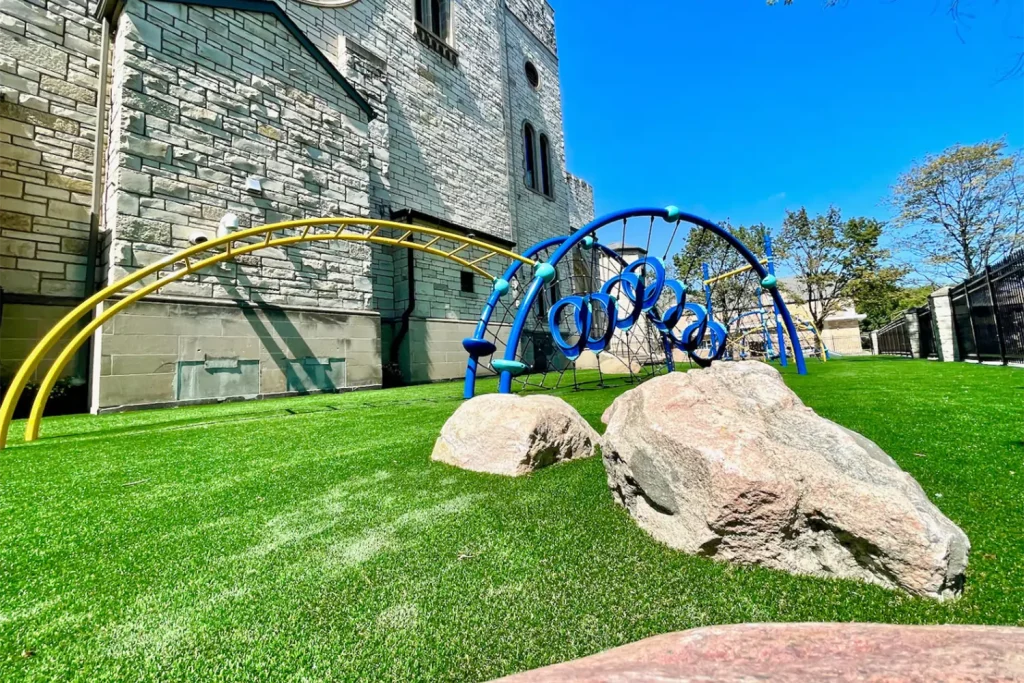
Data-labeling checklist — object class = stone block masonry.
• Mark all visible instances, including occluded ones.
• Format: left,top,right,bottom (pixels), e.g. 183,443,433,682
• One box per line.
2,0,596,406
0,0,101,299
102,0,374,312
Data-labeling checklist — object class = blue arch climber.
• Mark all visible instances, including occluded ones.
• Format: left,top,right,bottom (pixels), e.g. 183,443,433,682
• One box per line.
461,206,808,398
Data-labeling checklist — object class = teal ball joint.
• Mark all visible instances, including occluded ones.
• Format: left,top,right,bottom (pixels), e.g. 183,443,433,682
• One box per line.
535,262,556,283
493,278,510,296
761,274,778,289
581,235,596,249
664,205,681,222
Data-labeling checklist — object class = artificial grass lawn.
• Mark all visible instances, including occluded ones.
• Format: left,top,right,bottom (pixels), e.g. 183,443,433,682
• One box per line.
1,357,1022,680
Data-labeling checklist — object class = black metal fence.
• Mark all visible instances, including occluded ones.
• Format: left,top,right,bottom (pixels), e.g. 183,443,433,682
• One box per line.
949,249,1024,365
876,316,913,356
916,305,936,359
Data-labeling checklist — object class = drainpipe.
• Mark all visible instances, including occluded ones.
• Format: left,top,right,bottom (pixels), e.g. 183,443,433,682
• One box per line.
82,16,111,409
389,247,416,374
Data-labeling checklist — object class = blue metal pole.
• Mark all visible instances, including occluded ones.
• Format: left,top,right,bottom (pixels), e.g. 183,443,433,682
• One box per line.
487,207,806,396
495,207,675,394
765,232,788,368
463,235,567,399
702,262,712,315
498,276,545,393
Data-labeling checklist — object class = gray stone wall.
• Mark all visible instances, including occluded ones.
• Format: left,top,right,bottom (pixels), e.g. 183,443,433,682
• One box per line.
2,0,593,398
103,0,374,311
281,0,515,243
503,1,569,249
0,0,100,298
566,171,594,230
504,0,556,56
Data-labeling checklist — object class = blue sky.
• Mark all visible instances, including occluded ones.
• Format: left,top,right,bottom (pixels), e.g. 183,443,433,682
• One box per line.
552,0,1023,260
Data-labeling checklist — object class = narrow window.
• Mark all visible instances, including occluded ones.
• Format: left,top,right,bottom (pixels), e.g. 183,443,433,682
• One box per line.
523,123,536,190
430,0,444,38
539,134,552,197
416,0,448,41
460,271,474,293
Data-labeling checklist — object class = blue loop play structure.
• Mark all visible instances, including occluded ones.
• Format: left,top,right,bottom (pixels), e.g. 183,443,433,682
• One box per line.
461,206,808,398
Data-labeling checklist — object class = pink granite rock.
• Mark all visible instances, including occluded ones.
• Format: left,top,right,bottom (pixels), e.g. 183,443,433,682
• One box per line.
493,623,1024,682
601,361,969,599
432,393,599,476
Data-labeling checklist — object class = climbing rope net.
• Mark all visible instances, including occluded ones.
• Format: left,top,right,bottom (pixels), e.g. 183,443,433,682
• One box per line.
474,212,735,394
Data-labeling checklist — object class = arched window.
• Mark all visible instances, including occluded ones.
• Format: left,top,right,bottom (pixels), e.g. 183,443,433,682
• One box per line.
539,134,552,197
523,123,537,191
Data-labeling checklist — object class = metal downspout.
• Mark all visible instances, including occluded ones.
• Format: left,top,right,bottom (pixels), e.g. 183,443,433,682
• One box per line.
82,16,111,411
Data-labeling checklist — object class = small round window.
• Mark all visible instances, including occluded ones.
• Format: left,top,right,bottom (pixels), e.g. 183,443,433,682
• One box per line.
524,61,539,88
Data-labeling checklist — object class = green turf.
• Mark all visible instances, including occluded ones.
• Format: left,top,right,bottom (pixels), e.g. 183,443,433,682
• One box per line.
1,358,1021,681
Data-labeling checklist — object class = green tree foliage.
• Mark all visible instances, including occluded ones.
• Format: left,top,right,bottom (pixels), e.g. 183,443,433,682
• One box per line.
671,221,770,336
889,140,1024,281
847,267,932,330
776,208,890,332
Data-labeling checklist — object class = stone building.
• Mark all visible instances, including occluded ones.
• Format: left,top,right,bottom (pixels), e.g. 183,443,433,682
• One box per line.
0,0,594,410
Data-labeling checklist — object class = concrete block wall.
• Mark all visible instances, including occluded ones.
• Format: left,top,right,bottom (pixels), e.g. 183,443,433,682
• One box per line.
94,298,380,410
3,0,596,405
402,317,512,383
0,301,86,382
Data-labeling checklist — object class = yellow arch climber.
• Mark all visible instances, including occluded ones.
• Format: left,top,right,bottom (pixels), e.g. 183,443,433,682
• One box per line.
0,217,537,450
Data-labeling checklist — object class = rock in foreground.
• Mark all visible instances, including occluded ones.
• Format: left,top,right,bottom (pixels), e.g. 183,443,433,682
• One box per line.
601,362,969,599
432,394,599,476
492,623,1024,682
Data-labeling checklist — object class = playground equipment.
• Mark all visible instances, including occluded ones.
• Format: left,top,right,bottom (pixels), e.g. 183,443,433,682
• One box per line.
462,207,806,398
1,206,809,450
725,307,830,363
696,230,794,365
699,227,832,365
0,217,537,450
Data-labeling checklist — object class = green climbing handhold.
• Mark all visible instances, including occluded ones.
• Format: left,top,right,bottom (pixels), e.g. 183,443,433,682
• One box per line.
535,262,556,283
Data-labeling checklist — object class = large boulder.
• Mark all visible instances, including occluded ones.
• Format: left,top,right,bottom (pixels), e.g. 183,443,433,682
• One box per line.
432,394,599,476
601,362,969,599
492,623,1024,682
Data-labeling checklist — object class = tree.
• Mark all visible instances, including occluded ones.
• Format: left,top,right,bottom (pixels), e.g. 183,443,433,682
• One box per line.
846,266,932,330
890,140,1024,282
776,207,888,332
672,221,771,337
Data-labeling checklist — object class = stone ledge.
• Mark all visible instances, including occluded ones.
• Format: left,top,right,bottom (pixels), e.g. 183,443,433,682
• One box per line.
494,623,1024,682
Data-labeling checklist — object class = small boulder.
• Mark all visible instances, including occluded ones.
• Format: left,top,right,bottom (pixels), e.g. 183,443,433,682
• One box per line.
432,394,599,476
601,361,969,599
492,623,1024,682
